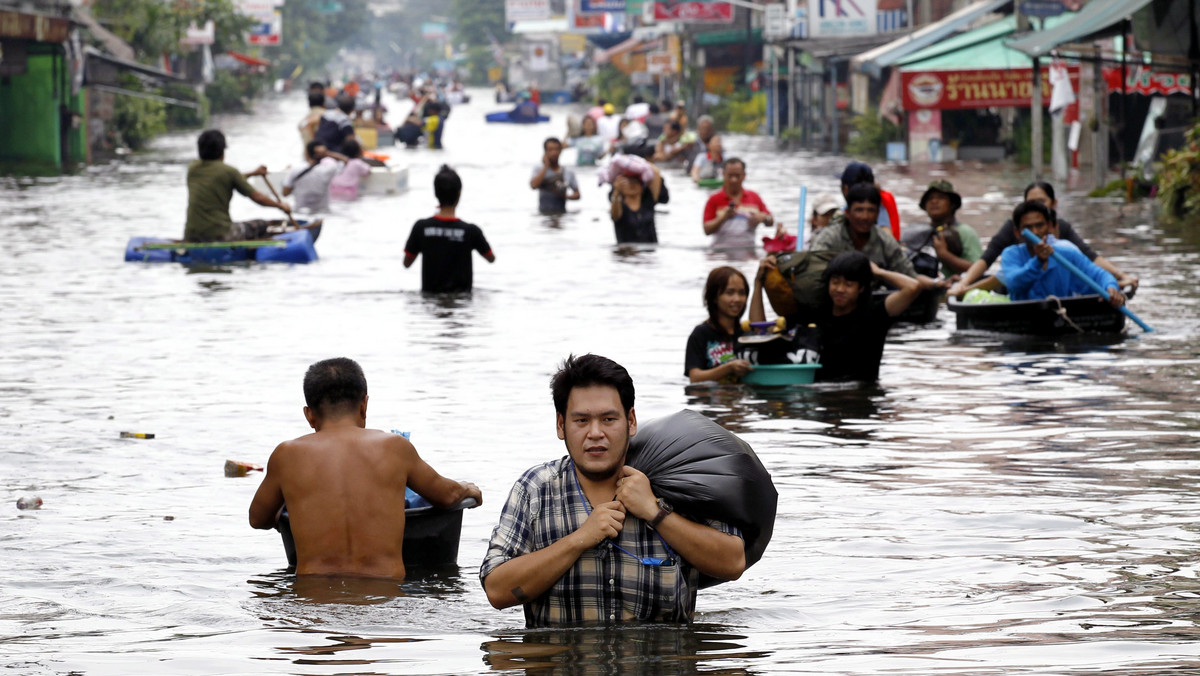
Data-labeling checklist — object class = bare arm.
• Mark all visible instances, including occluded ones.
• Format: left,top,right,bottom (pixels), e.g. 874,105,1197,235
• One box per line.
687,361,751,383
948,258,989,297
610,190,623,222
647,167,662,203
703,205,736,235
530,160,548,189
249,190,292,214
874,263,922,317
404,438,481,509
248,444,287,529
483,500,626,609
482,250,496,263
1093,255,1138,289
615,467,744,581
403,252,417,268
748,256,776,323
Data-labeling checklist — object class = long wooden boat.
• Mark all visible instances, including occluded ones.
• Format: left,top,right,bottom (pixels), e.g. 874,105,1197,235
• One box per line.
277,497,476,569
947,294,1126,335
124,220,321,265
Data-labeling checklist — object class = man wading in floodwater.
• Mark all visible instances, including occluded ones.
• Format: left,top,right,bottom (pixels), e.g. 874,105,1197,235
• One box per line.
249,358,482,579
480,354,744,626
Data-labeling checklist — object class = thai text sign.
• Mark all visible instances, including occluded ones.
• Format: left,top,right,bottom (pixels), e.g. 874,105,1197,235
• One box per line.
646,50,678,74
653,1,733,23
1103,67,1192,96
901,67,1080,110
506,0,552,22
580,0,625,11
807,0,876,37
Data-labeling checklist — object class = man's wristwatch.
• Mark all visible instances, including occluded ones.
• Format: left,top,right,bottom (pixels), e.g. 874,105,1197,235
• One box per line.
648,498,673,530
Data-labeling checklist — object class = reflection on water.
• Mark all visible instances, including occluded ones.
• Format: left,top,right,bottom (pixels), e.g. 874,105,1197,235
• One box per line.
3,88,1200,674
482,625,764,675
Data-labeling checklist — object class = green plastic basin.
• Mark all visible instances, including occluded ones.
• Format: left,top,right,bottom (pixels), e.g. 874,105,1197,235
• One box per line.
741,363,822,386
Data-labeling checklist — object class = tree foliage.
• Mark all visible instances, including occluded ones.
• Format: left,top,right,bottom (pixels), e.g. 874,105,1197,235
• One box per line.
1156,117,1200,223
90,0,250,60
267,0,371,80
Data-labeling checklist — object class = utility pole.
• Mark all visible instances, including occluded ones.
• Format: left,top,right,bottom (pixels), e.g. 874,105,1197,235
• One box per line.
1032,57,1043,179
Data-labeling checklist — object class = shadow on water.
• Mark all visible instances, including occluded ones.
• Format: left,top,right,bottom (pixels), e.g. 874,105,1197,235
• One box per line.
685,382,882,435
481,624,766,675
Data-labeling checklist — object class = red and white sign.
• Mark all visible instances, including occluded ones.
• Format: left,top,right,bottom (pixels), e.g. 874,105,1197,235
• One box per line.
646,51,678,74
180,20,215,46
653,1,734,23
506,0,552,22
900,67,1080,111
1103,67,1193,96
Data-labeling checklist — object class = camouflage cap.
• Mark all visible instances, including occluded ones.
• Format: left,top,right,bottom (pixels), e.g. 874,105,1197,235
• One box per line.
919,179,962,212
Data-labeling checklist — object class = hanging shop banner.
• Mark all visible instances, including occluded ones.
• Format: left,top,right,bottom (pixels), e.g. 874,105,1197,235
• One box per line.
653,1,733,23
807,0,876,37
901,67,1080,111
421,22,447,39
580,0,626,11
506,0,552,22
569,0,625,32
1102,68,1192,96
247,10,281,45
645,50,678,74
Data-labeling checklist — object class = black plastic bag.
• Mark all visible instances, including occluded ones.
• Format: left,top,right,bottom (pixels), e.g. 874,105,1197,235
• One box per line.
627,410,777,587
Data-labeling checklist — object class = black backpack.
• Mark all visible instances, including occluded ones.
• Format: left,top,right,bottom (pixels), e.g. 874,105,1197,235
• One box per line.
773,249,839,312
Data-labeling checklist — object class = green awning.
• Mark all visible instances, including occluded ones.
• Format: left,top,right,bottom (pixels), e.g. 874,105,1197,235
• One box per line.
897,13,1077,71
1006,0,1155,58
694,28,762,47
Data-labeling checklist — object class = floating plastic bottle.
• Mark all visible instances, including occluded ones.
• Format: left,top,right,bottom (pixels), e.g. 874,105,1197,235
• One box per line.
16,496,42,510
120,432,155,439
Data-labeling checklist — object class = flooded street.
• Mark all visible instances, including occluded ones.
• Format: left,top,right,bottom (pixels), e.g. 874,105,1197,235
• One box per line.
3,89,1200,674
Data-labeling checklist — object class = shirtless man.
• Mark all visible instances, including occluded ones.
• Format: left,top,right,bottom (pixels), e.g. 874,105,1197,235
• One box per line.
249,358,482,579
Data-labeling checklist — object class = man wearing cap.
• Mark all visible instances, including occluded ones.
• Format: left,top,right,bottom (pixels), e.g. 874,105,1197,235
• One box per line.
808,182,916,278
901,180,982,278
597,103,623,143
807,193,842,245
830,162,901,240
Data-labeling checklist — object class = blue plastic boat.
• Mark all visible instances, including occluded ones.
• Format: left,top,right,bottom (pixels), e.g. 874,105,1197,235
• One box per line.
124,221,321,265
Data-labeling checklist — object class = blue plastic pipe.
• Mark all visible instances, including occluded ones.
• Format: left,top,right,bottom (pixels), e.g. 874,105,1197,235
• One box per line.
796,186,807,251
1021,230,1154,333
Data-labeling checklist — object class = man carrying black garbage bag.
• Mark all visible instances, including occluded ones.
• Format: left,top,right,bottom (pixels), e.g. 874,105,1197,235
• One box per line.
481,354,755,627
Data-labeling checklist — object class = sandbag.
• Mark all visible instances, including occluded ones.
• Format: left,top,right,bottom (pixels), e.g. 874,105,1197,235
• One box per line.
773,249,839,314
597,154,656,186
627,409,777,587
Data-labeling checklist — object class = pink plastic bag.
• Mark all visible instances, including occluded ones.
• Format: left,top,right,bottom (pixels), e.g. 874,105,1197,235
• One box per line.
597,154,656,186
762,233,797,253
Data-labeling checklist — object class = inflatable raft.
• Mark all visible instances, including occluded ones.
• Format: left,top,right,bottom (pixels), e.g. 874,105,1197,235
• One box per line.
277,493,477,569
125,221,321,265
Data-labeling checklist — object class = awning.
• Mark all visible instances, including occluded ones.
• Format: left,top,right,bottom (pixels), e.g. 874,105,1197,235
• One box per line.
1006,0,1155,58
896,13,1076,70
226,50,270,67
788,33,898,60
851,0,1010,77
597,36,662,64
694,28,762,47
82,46,187,86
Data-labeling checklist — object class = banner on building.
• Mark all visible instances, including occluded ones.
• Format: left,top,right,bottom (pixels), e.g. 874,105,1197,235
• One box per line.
180,20,215,46
236,0,282,45
528,42,552,71
901,67,1080,110
421,22,448,39
506,0,552,22
646,50,678,74
1103,67,1192,96
580,0,625,11
653,1,733,23
569,0,626,32
807,0,876,37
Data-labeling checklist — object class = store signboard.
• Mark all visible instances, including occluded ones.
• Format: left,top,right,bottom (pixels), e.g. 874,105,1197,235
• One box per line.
653,1,733,23
646,50,678,73
506,0,552,22
901,66,1080,110
1103,67,1192,96
807,0,876,37
580,0,625,11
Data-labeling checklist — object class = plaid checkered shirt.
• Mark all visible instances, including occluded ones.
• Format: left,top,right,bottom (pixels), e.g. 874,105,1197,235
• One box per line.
480,456,742,627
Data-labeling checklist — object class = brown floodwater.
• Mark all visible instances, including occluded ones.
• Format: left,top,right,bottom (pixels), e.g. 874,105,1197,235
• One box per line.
2,89,1199,675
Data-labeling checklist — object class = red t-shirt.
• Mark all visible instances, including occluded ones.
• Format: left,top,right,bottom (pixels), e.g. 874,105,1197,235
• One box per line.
703,189,771,248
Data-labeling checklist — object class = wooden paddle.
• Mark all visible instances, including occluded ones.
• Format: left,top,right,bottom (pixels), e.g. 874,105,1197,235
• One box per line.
260,174,299,229
1021,230,1154,333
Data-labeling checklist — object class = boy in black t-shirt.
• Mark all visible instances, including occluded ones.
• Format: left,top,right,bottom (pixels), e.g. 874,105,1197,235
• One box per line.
404,165,495,293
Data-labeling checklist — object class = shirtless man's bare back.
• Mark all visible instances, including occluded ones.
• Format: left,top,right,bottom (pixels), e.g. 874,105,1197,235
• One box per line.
249,358,482,579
